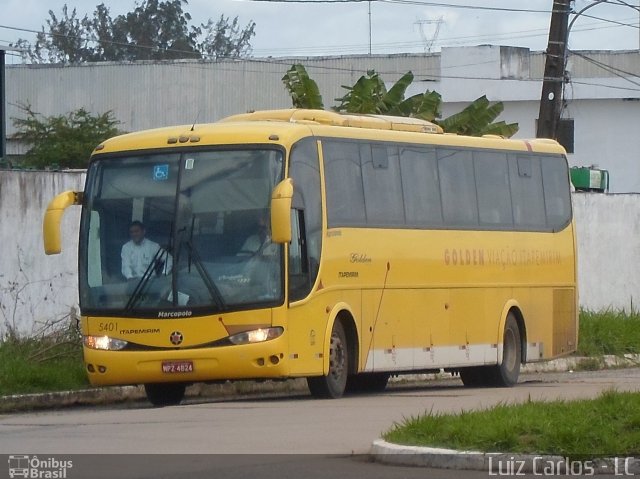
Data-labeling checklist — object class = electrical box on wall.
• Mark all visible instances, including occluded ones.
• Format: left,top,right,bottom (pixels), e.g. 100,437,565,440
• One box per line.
570,166,609,193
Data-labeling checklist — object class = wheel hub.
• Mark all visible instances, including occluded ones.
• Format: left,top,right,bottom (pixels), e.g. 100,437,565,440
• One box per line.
329,332,345,379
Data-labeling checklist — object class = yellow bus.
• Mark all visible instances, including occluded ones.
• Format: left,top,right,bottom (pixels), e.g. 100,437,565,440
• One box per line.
44,109,577,406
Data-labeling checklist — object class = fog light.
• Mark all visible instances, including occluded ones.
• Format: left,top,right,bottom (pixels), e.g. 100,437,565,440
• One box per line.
87,364,95,373
98,365,107,373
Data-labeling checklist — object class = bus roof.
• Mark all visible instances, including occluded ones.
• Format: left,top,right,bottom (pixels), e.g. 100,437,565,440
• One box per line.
92,109,566,156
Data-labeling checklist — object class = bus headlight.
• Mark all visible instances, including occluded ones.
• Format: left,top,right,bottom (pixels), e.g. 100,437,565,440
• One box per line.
83,335,128,351
228,327,283,345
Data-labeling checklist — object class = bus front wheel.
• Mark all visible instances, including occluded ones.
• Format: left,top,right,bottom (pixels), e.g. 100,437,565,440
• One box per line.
307,321,349,399
144,383,186,407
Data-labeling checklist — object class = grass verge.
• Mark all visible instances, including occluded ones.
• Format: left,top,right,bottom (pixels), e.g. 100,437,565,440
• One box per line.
384,390,640,460
578,310,640,357
0,337,89,396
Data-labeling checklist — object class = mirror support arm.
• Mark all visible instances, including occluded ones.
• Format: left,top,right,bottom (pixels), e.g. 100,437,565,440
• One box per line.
43,190,83,255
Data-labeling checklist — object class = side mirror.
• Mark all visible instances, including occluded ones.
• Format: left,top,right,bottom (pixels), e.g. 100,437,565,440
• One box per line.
43,191,83,255
270,179,294,244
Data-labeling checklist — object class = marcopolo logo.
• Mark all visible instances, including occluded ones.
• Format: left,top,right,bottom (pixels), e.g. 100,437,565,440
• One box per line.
8,455,73,478
157,310,192,319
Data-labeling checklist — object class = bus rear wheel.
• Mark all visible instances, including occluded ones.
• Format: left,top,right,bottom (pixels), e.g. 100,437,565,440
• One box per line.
493,314,521,387
307,321,349,399
144,383,186,407
460,313,521,388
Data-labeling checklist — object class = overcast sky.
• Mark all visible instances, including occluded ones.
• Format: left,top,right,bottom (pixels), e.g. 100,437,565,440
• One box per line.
1,0,639,63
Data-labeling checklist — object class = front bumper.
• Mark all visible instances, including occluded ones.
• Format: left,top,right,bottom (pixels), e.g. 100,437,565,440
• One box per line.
83,335,289,386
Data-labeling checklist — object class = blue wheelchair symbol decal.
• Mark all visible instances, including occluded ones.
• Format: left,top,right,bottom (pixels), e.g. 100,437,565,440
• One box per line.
153,164,169,181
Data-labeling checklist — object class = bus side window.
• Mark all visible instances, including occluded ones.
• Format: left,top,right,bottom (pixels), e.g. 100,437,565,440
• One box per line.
289,138,322,301
509,155,546,229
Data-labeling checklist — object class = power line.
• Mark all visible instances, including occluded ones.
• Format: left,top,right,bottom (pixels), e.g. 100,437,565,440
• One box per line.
570,79,640,91
602,0,640,13
3,10,636,60
1,1,638,61
243,0,557,13
237,0,373,2
5,31,640,91
380,0,554,13
578,12,640,28
570,49,640,87
248,16,638,55
0,23,211,60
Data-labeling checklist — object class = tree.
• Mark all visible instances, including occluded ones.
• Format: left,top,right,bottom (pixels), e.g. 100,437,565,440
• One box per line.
29,5,90,64
11,104,121,169
14,1,256,63
281,64,519,138
196,15,256,60
282,64,324,110
438,95,519,137
333,70,442,122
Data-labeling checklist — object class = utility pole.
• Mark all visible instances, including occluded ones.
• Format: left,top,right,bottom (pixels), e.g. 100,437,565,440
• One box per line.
0,48,6,160
536,0,572,139
368,0,372,56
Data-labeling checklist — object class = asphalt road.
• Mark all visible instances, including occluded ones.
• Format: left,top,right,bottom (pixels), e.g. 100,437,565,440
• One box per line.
1,368,639,478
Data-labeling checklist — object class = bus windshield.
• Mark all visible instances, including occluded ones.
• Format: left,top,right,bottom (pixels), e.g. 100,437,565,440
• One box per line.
79,148,284,316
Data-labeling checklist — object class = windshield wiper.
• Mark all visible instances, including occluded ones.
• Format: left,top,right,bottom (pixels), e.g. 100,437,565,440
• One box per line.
125,247,169,311
172,217,225,310
184,239,226,310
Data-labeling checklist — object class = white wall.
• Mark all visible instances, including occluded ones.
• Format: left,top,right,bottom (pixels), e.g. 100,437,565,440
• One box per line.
0,171,636,336
0,171,84,337
573,193,640,311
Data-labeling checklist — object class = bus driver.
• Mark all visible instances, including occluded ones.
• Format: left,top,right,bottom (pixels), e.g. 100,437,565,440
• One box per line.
121,221,172,280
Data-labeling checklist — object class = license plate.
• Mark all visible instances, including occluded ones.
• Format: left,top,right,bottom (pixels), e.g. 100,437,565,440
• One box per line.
161,361,194,373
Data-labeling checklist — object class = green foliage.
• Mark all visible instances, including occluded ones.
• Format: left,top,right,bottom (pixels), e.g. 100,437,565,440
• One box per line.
438,95,519,137
578,309,640,357
282,64,324,110
0,330,88,396
13,0,256,63
12,104,121,169
282,64,518,137
333,70,396,114
384,390,640,459
573,357,605,371
115,0,199,60
196,15,256,60
394,90,442,122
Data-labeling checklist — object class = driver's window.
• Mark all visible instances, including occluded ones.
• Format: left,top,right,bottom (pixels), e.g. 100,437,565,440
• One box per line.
288,138,322,302
289,209,310,302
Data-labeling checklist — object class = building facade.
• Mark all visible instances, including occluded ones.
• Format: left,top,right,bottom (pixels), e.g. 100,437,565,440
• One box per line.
5,46,640,191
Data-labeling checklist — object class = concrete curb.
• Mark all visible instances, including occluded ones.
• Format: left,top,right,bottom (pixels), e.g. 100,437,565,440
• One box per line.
370,439,640,474
0,379,310,413
521,354,640,373
1,355,638,413
0,386,145,412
